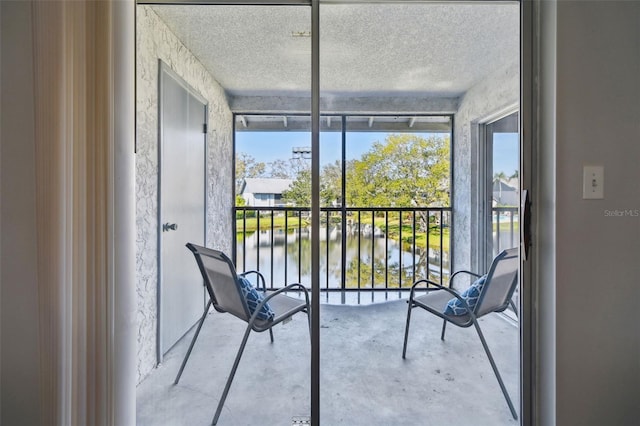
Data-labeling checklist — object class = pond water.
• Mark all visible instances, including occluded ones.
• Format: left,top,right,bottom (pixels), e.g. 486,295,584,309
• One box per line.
235,228,450,289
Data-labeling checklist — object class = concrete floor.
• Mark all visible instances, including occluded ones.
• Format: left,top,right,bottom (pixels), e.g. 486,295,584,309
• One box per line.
137,298,519,426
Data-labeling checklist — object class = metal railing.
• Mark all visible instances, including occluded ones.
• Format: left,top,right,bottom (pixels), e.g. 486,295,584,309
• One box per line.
491,206,519,256
491,206,520,318
234,206,451,300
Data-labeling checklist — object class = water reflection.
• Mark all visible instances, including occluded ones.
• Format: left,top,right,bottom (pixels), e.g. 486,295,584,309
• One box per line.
236,227,449,289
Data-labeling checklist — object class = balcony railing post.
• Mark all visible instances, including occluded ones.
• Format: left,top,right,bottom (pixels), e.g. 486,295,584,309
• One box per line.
412,210,416,283
326,209,330,298
242,208,247,272
427,209,431,281
357,210,361,292
510,210,515,248
398,210,403,296
385,211,389,292
270,210,274,288
298,209,302,283
232,205,452,302
256,209,260,273
284,210,288,284
439,209,444,283
495,209,501,254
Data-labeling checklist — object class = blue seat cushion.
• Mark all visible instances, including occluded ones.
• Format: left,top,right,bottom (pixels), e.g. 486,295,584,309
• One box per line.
443,275,487,316
238,276,275,321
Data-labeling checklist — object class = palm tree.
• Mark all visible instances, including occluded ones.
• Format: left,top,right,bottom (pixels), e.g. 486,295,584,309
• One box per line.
493,171,507,203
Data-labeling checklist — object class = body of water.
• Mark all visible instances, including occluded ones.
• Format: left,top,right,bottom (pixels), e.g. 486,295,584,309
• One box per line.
236,227,449,289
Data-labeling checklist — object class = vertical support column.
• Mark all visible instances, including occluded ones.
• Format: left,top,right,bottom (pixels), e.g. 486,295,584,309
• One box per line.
529,0,555,424
310,1,320,425
341,115,347,304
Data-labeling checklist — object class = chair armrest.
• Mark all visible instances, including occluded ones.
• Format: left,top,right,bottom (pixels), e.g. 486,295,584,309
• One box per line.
263,283,309,305
426,282,478,318
408,278,441,302
408,280,476,317
239,270,267,291
249,283,310,324
449,270,482,290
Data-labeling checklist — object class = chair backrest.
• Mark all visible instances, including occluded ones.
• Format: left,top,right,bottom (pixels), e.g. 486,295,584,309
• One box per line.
186,243,251,322
475,247,519,317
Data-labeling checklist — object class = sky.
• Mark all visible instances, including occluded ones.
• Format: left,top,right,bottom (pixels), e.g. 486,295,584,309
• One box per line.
236,131,448,168
492,132,519,177
236,131,390,168
236,130,519,176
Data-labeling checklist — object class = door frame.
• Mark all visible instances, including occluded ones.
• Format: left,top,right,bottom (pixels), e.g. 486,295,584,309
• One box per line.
477,107,520,271
157,60,209,363
131,2,537,425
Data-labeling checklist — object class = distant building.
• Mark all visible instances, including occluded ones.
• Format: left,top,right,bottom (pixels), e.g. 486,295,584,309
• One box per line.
240,178,293,207
492,179,519,206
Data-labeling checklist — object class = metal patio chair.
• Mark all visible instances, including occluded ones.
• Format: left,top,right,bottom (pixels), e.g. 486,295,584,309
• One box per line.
402,247,519,420
175,243,311,425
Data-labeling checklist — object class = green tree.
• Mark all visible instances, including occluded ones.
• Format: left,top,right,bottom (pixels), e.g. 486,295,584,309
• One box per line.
235,152,266,192
268,159,294,179
283,161,345,207
320,161,342,206
346,134,450,208
282,169,311,206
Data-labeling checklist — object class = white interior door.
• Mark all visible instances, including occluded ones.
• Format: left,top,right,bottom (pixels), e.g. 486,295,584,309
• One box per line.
159,63,207,357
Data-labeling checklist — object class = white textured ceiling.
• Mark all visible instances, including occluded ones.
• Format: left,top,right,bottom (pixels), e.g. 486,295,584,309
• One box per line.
151,2,519,99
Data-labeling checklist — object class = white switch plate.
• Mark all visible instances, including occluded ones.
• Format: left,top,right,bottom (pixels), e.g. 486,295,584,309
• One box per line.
583,165,604,199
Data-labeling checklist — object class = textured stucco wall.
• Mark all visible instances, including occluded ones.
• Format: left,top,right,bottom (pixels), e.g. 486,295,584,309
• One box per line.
136,5,233,383
453,62,519,273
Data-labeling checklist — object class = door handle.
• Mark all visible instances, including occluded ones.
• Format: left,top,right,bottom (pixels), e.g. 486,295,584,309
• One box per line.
163,223,178,232
521,190,531,260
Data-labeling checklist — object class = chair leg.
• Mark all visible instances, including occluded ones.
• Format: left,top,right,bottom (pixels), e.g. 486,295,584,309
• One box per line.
440,319,447,341
269,328,274,343
472,320,518,420
212,323,253,425
402,302,413,359
174,299,213,385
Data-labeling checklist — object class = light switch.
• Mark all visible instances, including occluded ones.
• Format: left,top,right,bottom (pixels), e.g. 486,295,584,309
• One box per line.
583,165,604,199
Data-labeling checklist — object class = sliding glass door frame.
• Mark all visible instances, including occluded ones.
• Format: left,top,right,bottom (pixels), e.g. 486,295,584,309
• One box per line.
135,2,535,425
479,110,520,270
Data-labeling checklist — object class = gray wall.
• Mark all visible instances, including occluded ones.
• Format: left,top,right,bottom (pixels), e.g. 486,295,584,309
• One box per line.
548,1,640,424
453,62,519,273
0,2,42,424
136,6,234,383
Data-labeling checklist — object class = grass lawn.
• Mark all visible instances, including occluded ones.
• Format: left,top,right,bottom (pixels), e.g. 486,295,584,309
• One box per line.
236,215,309,232
374,218,450,252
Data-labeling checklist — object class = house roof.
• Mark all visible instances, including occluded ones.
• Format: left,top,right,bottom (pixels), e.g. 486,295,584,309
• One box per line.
493,180,518,192
241,178,293,195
